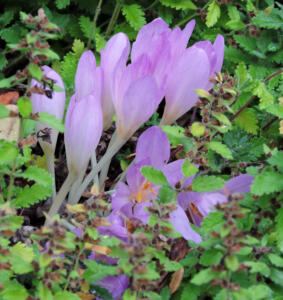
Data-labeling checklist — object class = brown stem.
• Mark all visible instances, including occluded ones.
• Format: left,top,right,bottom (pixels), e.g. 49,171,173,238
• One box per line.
262,117,279,131
264,69,283,83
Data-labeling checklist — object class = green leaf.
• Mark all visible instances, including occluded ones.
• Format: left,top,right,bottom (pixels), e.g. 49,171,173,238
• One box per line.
182,159,198,178
0,53,8,71
37,112,65,132
33,48,60,60
181,284,201,300
192,175,226,192
0,103,10,118
206,0,221,28
13,184,52,208
225,255,239,271
244,261,270,276
267,151,283,173
270,268,283,286
160,0,196,10
200,249,223,266
158,186,176,203
207,141,233,159
234,108,259,135
141,166,169,186
79,16,92,39
191,122,206,137
191,268,219,285
54,292,80,300
253,12,283,29
248,285,272,300
275,207,283,251
234,35,256,53
251,168,283,196
28,63,42,81
55,0,70,9
9,242,34,274
0,142,18,165
17,97,32,118
1,280,29,300
268,254,283,267
122,4,146,31
83,260,117,283
19,166,53,187
254,81,274,109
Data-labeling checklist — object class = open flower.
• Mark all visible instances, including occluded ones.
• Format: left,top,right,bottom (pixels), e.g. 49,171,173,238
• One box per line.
31,66,66,153
100,33,130,129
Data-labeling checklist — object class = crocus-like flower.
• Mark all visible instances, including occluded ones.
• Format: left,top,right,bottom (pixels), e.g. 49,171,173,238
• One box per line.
74,50,102,101
31,65,65,154
131,18,195,91
100,33,130,129
160,34,225,125
64,93,102,175
96,275,129,300
111,126,202,243
112,55,162,140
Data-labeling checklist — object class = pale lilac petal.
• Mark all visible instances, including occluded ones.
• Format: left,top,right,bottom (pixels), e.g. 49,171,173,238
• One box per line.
169,205,202,243
31,66,65,152
213,34,225,73
101,33,130,128
135,126,170,168
72,227,83,237
126,162,146,194
111,182,131,211
162,47,210,125
96,275,129,300
75,50,101,101
196,192,227,217
224,174,254,194
162,160,185,187
132,202,151,224
64,94,102,174
116,74,162,139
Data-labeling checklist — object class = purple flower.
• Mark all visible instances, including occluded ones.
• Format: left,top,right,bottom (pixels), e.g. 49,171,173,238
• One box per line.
100,33,130,129
75,50,102,101
64,93,102,175
112,56,162,140
96,274,129,300
31,66,66,153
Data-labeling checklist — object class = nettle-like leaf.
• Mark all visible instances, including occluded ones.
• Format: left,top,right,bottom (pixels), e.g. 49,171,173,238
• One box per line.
254,81,274,109
252,11,283,29
141,166,169,186
192,175,226,193
251,168,283,196
37,112,65,132
234,108,259,135
275,207,283,250
79,16,92,39
0,141,18,165
159,0,196,10
55,0,71,9
199,249,224,267
234,35,256,53
206,0,221,28
0,10,14,27
13,184,52,208
122,4,146,31
19,166,53,187
0,53,8,71
207,141,233,159
83,260,117,283
191,268,220,285
267,151,283,173
180,284,201,300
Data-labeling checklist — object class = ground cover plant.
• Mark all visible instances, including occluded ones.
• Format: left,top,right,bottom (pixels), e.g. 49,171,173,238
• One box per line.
0,0,283,299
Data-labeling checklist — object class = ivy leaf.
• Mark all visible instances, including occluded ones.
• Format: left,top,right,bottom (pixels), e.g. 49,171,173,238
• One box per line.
191,268,219,285
141,166,169,186
192,175,226,192
206,0,221,28
19,166,53,187
207,141,233,159
122,4,146,31
251,168,283,195
37,112,65,132
159,0,196,10
234,108,259,135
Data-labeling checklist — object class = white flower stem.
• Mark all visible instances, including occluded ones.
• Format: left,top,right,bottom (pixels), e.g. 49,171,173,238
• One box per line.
45,151,56,199
68,169,85,201
71,132,126,205
99,130,117,188
91,152,99,186
46,172,76,223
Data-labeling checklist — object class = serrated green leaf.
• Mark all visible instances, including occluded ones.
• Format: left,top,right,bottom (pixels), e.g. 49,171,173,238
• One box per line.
182,159,198,178
19,166,53,187
275,207,283,251
253,12,283,29
28,63,42,81
141,166,168,186
54,292,80,300
158,186,176,203
191,268,219,285
248,284,272,300
234,35,256,53
55,0,70,9
181,284,201,300
225,255,239,271
192,175,226,192
0,53,8,71
200,249,223,266
17,97,32,118
206,0,221,28
0,103,10,118
254,81,274,109
33,48,60,60
13,184,52,208
207,141,233,159
122,4,146,31
37,112,65,132
270,268,283,286
268,254,283,267
79,16,92,39
9,242,34,274
83,260,117,283
267,151,283,173
160,0,196,10
0,142,18,165
244,261,270,276
1,280,29,300
251,168,283,195
234,108,259,135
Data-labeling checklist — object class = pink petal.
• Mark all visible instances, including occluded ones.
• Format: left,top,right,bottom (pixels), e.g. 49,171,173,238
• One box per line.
213,34,225,73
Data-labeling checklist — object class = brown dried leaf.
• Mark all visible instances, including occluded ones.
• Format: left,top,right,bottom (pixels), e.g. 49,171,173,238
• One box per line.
169,267,184,295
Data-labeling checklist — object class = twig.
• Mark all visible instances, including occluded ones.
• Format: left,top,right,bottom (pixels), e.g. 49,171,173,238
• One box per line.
262,117,279,131
105,1,122,37
264,69,283,83
87,0,104,49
